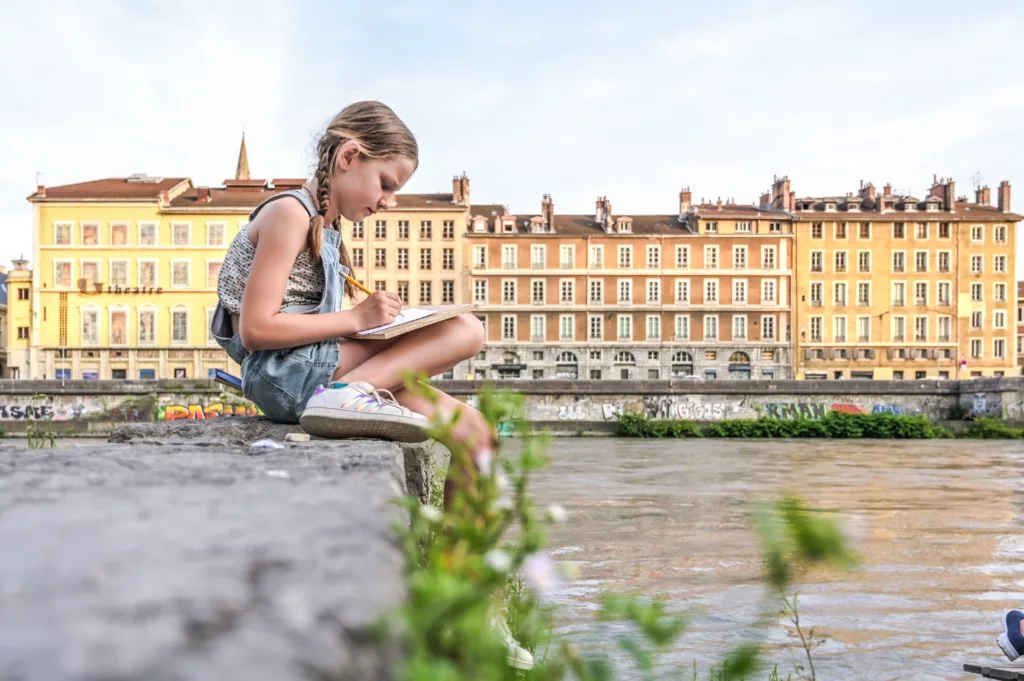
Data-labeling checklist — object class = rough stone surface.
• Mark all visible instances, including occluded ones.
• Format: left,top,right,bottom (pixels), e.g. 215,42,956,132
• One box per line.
0,419,433,681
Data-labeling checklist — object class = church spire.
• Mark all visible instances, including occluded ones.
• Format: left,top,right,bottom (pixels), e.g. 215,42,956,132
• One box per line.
235,131,250,180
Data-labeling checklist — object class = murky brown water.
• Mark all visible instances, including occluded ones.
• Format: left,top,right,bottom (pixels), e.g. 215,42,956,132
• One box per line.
521,438,1024,681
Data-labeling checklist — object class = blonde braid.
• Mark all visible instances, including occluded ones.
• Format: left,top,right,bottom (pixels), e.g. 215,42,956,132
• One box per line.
308,144,357,299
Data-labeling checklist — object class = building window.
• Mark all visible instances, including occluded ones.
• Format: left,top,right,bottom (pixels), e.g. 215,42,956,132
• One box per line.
352,221,364,239
937,222,950,239
971,225,984,242
733,279,747,304
675,315,690,340
647,316,661,340
971,255,983,274
736,221,751,233
531,245,545,268
353,248,364,268
704,315,718,340
705,221,718,233
938,316,951,342
893,223,906,239
80,260,99,287
810,282,823,306
473,280,487,303
172,309,189,344
617,315,632,341
502,245,517,269
397,248,409,270
859,223,871,239
17,326,28,339
858,251,871,272
835,251,847,273
938,252,950,272
705,246,718,269
618,279,632,304
832,222,845,239
502,315,516,341
81,223,99,245
107,222,128,246
733,315,747,340
734,246,747,270
833,316,847,342
762,280,776,303
503,280,517,304
562,280,575,304
473,245,487,268
769,222,782,233
17,287,29,300
419,221,431,239
675,245,689,268
443,220,455,239
834,282,847,307
531,315,545,341
971,338,983,359
810,316,823,342
590,280,603,304
137,309,155,345
705,279,718,304
442,280,454,304
995,310,1007,329
81,308,99,345
914,282,927,306
914,316,928,342
995,255,1007,273
419,281,432,305
893,316,906,342
858,282,871,306
373,248,386,268
589,315,603,340
938,282,951,305
673,279,689,304
172,261,190,288
171,223,190,246
203,222,225,247
811,223,823,239
590,245,604,268
915,252,928,272
995,339,1007,359
972,283,983,301
398,221,409,239
971,311,983,329
996,283,1007,302
532,280,545,304
647,279,660,303
419,248,432,270
397,281,409,303
995,225,1007,243
560,245,575,269
54,222,72,245
646,245,660,268
810,251,823,272
762,246,776,270
762,315,776,341
857,316,871,342
560,315,574,340
892,252,905,273
618,245,632,268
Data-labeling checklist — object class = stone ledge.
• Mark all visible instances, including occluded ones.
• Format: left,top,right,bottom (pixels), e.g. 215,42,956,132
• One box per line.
0,419,434,680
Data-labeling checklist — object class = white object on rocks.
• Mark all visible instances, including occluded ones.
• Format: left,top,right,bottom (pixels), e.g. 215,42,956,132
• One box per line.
285,433,310,442
250,439,286,450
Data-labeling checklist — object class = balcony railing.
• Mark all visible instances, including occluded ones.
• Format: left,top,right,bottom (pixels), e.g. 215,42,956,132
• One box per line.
560,261,573,269
502,261,516,269
893,334,905,342
915,334,927,342
938,334,950,342
671,335,689,341
810,299,823,307
858,299,871,307
893,299,905,307
561,297,574,304
893,265,905,273
858,335,871,342
916,298,927,306
531,335,544,342
531,262,544,269
835,335,846,342
532,299,544,305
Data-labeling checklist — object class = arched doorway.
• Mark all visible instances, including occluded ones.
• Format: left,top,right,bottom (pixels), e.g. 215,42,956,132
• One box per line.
555,351,578,379
728,351,751,380
671,351,694,378
495,351,525,379
614,350,636,380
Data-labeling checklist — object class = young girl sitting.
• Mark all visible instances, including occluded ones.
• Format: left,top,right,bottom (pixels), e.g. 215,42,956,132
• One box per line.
210,100,495,481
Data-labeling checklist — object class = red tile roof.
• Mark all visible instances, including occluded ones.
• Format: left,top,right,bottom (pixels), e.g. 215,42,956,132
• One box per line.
28,177,190,201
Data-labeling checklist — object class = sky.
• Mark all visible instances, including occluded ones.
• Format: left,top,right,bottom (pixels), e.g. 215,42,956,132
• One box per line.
1,0,1023,271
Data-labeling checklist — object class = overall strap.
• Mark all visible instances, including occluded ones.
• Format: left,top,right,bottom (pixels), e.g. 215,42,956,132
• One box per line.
247,189,317,221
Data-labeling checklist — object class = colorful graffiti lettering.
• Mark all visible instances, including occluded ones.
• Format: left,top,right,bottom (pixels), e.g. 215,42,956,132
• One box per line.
157,403,263,421
0,405,55,420
764,402,828,420
599,399,736,421
871,404,904,416
831,403,863,415
557,405,588,421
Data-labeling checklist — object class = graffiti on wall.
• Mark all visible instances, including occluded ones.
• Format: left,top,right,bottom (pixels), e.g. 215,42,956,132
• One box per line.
1004,402,1024,420
600,398,738,421
764,402,905,419
0,405,57,420
157,403,263,421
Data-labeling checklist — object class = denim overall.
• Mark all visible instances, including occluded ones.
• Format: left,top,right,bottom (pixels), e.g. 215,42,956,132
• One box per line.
210,190,349,423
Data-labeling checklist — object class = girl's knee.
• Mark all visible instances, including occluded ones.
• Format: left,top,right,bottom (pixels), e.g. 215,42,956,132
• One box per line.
454,313,485,355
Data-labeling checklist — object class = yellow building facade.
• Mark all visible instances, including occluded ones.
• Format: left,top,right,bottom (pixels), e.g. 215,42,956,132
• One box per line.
15,143,477,380
788,176,1020,379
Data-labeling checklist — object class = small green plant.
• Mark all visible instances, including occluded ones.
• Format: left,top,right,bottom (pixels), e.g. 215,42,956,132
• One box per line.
383,376,857,680
958,417,1024,439
618,411,955,439
947,403,969,421
25,393,56,449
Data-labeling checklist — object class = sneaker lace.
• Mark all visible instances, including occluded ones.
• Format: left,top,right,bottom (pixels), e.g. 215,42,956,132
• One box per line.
362,384,405,411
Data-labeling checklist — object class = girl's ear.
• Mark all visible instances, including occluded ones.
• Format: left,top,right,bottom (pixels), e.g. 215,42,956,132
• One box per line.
336,140,361,170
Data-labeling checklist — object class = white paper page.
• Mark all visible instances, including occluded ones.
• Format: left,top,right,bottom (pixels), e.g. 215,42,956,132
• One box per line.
356,307,438,336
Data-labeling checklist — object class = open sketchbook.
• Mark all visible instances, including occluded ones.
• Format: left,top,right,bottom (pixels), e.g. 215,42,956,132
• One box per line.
355,307,437,336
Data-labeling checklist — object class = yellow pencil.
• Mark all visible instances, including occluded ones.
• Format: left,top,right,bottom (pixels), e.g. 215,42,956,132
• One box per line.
343,272,373,296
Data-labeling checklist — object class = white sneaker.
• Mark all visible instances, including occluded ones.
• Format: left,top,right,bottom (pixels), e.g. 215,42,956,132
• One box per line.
492,613,534,670
299,381,429,443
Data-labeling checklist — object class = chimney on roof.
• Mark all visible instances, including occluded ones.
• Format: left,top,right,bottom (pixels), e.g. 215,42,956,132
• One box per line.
976,185,991,205
604,198,613,227
883,183,892,196
679,187,691,217
999,181,1012,213
541,194,554,230
452,172,470,206
236,132,250,181
595,196,606,224
927,176,955,211
158,190,169,206
197,187,211,204
12,258,28,272
771,175,793,211
35,185,45,198
858,181,876,204
716,196,723,211
759,191,770,208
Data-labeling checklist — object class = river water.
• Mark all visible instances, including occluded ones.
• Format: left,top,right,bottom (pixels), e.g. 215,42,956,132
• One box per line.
521,438,1024,681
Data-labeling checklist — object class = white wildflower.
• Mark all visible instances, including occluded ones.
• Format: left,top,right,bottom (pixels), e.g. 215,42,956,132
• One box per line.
522,553,563,598
484,549,512,573
495,470,512,492
546,504,568,524
475,448,493,476
419,505,442,523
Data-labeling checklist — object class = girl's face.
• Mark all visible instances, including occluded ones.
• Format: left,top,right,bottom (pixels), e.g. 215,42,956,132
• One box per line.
332,141,416,223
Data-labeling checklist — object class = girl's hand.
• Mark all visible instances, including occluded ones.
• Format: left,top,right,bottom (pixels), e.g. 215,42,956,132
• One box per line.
353,291,402,330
